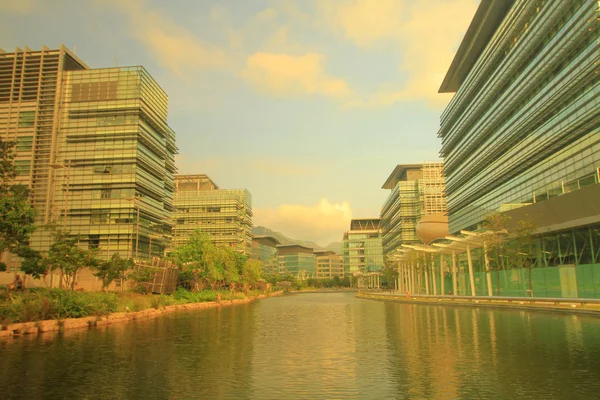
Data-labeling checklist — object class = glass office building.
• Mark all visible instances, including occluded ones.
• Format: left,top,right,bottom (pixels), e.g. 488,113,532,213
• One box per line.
277,244,316,279
380,163,446,257
342,219,384,274
251,235,280,276
0,46,177,268
439,0,600,235
173,174,253,255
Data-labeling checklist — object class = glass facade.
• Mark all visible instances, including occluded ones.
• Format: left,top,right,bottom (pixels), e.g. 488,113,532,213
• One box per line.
439,0,600,233
277,245,316,279
342,219,384,274
1,47,87,268
251,236,279,275
0,47,177,268
173,175,253,255
52,67,176,259
380,163,446,257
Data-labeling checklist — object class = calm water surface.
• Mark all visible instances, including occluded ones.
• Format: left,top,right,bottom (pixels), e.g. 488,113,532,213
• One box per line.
2,292,600,399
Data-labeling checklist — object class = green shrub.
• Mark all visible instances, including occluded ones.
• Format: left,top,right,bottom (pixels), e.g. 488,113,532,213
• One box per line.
173,288,222,303
150,294,176,309
0,289,119,323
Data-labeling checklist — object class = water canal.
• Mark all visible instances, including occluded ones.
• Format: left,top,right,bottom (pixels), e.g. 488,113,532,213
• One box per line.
2,292,600,399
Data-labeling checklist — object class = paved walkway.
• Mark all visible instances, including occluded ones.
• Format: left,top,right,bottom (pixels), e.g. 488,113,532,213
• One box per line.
357,291,600,317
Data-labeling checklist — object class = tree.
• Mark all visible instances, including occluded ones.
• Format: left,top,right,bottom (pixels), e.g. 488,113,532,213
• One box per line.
16,245,45,286
511,219,537,297
227,250,245,292
482,212,537,296
169,230,212,291
0,139,36,255
128,267,154,294
92,253,134,290
203,244,225,291
241,259,262,293
482,213,510,296
381,261,399,289
42,230,100,290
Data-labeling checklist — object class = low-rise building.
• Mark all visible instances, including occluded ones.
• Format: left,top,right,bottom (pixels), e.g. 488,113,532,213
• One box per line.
314,250,344,279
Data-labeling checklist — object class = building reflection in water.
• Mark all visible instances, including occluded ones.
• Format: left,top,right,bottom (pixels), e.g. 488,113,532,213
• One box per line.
2,294,600,399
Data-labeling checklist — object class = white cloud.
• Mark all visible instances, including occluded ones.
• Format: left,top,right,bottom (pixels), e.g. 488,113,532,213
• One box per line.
318,0,478,108
98,0,230,76
254,198,352,246
318,0,406,47
242,52,351,99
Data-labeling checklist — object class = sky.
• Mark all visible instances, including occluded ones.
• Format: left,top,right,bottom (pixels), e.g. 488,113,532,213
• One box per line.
0,0,478,247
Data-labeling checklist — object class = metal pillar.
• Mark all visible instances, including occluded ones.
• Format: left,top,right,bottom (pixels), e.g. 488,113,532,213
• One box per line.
411,260,416,294
466,244,476,296
431,253,438,295
440,254,446,295
484,241,493,296
452,251,458,296
423,259,430,295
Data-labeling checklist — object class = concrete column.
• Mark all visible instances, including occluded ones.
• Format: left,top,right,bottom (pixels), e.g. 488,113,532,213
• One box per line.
484,241,493,296
466,244,476,296
431,253,438,295
452,251,458,296
440,254,446,295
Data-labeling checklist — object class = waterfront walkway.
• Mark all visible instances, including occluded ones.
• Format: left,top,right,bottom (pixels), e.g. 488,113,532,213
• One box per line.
357,291,600,316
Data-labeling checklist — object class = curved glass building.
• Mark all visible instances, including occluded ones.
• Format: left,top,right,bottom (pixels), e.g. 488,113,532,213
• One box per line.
439,0,600,236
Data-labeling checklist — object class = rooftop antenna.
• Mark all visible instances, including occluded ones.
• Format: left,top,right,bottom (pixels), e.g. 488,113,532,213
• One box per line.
73,45,76,54
115,58,118,66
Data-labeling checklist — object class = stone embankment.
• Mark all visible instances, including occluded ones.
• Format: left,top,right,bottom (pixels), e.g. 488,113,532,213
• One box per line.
357,291,600,317
0,291,283,340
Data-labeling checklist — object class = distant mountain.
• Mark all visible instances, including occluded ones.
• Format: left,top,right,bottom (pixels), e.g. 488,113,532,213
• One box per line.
252,226,341,254
324,242,342,254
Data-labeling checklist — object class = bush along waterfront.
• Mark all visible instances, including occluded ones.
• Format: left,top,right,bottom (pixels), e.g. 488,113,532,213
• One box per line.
0,287,273,331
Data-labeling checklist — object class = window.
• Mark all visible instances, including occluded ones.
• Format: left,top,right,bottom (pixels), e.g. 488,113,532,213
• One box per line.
101,189,112,199
89,235,100,249
97,115,127,126
16,136,33,152
94,165,113,174
18,111,35,127
71,81,118,102
14,160,30,176
91,210,110,224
